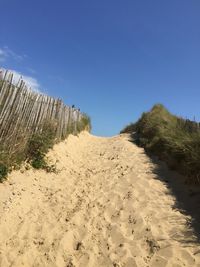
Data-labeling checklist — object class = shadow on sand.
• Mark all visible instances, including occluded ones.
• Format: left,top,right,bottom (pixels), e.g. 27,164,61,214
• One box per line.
128,134,200,244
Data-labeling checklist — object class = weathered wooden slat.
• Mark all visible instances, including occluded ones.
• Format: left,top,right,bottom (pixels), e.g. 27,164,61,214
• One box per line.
7,87,30,142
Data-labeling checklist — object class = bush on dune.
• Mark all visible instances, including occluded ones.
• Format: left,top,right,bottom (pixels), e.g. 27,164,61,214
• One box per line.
26,121,56,170
0,113,92,182
77,114,92,133
121,104,200,184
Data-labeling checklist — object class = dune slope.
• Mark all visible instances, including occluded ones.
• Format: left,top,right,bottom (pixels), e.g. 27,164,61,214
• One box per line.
0,132,200,267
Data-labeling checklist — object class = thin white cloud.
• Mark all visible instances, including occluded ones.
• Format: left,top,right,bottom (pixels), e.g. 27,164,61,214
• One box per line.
0,47,40,92
0,47,26,62
27,67,36,74
0,48,7,62
1,68,41,93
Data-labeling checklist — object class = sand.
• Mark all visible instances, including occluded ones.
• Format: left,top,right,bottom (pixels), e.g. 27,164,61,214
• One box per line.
0,132,200,267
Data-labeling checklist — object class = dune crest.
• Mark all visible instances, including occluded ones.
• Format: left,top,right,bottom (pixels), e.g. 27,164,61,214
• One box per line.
0,132,200,266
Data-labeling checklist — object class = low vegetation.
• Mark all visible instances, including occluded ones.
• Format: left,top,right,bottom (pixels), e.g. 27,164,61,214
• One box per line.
0,163,8,183
77,113,91,133
26,121,56,169
121,104,200,184
0,114,91,182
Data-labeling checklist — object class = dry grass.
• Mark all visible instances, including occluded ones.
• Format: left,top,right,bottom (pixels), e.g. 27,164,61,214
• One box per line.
121,104,200,184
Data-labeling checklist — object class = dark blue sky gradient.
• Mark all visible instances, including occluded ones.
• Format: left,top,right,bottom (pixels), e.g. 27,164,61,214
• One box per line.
0,0,200,136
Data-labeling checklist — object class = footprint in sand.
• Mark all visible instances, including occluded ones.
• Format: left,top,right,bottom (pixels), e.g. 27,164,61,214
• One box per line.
0,133,200,267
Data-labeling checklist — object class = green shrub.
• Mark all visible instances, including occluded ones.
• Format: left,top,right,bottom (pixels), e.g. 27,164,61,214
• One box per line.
0,163,8,182
120,123,137,134
77,114,91,133
31,157,47,169
0,111,89,180
26,121,56,170
121,104,200,184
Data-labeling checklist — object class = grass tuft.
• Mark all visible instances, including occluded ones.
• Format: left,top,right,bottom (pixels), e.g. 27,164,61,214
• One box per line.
26,121,56,170
0,113,91,181
121,104,200,184
77,114,91,133
0,163,8,183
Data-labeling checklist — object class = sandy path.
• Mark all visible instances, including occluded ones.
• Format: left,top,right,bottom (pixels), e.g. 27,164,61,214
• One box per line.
0,132,200,267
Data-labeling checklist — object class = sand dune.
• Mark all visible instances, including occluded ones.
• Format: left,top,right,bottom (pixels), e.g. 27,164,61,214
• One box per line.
0,132,200,266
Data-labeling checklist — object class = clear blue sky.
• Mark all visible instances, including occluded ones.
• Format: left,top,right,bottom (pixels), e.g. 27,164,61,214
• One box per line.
0,0,200,136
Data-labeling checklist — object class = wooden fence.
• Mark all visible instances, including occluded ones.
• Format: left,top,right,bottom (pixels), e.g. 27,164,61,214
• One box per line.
0,70,84,154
